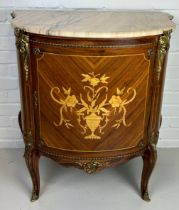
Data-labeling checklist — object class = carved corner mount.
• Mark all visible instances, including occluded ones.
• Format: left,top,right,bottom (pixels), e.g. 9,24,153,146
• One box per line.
14,27,30,81
77,161,104,174
155,30,172,81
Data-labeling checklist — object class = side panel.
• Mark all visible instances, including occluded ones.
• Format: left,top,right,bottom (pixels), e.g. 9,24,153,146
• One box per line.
15,29,35,146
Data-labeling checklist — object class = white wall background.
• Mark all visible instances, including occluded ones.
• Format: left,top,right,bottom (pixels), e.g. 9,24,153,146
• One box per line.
0,0,179,148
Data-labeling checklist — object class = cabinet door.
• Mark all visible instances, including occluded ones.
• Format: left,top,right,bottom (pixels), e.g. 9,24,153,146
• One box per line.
33,45,154,153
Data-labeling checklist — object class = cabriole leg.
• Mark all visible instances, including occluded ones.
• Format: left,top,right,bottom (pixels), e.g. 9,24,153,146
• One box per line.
141,146,157,201
141,132,159,201
24,147,40,201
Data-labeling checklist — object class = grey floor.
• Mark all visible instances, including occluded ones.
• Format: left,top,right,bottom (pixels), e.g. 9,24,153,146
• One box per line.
0,149,178,210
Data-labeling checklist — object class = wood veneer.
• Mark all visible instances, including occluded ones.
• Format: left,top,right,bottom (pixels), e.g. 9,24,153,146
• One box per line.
14,28,172,202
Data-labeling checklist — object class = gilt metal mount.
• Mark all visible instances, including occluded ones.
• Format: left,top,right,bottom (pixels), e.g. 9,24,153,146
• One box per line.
14,27,30,81
155,30,171,81
77,161,103,174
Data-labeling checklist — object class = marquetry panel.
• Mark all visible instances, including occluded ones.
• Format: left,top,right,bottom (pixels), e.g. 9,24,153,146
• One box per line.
36,49,151,152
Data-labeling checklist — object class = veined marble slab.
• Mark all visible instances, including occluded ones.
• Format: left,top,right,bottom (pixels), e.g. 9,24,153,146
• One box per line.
11,10,176,38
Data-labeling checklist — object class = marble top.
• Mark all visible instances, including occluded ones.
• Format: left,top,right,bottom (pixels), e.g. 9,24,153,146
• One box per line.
11,10,176,38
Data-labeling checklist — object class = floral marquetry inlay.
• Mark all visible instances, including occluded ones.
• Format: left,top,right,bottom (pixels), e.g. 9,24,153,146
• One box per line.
50,72,136,139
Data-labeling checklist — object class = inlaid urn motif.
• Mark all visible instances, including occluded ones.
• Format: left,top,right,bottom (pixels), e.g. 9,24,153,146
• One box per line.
50,72,136,139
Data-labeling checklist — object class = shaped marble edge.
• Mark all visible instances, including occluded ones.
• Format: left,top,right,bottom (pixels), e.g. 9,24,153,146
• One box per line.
11,10,176,38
